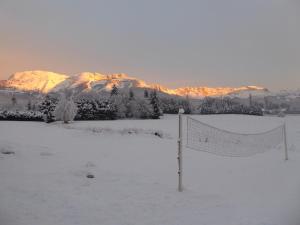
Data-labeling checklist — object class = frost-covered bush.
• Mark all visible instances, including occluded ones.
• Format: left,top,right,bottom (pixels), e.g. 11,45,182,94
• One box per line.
110,95,154,119
160,97,192,114
75,99,117,120
125,99,138,118
160,98,181,114
109,95,127,119
55,94,78,123
199,97,263,116
136,99,153,119
0,110,43,121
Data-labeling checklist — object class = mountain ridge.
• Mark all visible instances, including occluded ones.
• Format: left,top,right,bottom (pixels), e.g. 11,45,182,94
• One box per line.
0,70,269,98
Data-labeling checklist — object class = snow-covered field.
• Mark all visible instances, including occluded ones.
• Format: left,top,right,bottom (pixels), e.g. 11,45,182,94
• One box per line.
1,115,300,225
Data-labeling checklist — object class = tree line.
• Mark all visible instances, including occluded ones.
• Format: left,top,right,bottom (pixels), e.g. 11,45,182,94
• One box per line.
0,86,263,122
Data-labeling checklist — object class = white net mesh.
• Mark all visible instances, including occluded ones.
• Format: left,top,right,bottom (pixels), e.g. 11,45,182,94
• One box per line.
186,116,284,157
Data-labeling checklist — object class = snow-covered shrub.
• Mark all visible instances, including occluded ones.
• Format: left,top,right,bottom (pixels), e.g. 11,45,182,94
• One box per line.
110,95,154,119
135,99,153,119
199,97,263,116
125,99,138,118
0,110,43,121
109,95,127,119
75,99,117,120
160,97,192,114
55,94,78,123
160,98,181,114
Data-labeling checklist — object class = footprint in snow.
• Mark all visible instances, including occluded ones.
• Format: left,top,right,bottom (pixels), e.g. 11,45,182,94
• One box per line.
40,152,54,157
85,161,96,168
86,173,95,179
1,145,15,155
72,170,95,179
1,150,15,155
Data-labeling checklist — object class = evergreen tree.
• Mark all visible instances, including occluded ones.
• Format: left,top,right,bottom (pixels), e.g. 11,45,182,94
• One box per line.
39,95,58,123
150,90,161,119
144,90,149,98
11,95,17,106
76,98,118,120
110,84,118,96
249,94,253,107
264,96,268,110
76,99,99,120
129,89,135,100
27,99,32,110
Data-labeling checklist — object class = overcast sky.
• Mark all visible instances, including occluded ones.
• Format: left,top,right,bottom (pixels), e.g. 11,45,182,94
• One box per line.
0,0,299,90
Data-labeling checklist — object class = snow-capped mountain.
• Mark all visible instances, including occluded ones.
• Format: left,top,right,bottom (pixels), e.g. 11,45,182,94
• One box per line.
0,71,69,93
0,70,269,98
170,86,268,98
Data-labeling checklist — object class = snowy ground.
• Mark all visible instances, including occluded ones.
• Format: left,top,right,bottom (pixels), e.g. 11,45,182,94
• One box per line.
0,114,300,225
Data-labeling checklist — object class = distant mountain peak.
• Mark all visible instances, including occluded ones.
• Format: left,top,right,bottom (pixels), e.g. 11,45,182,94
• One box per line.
3,71,69,93
0,70,269,98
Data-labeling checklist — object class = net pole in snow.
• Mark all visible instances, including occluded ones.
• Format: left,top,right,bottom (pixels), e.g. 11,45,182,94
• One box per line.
178,109,184,192
284,122,288,161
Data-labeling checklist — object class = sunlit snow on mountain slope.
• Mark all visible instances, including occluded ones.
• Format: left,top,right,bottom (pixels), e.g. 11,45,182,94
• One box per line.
0,70,268,98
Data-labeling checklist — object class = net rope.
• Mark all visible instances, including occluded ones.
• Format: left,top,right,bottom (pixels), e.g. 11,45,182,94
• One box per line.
186,116,284,157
